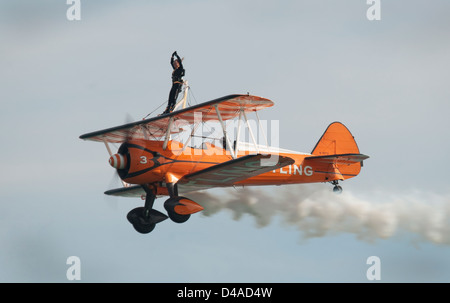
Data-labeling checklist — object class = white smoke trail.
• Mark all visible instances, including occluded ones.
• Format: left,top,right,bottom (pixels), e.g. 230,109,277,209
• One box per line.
187,185,450,244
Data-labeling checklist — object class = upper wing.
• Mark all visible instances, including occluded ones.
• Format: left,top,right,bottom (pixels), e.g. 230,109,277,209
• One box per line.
79,94,273,143
177,154,295,193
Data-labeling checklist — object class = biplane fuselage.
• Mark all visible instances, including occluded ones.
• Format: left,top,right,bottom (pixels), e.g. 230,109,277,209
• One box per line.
118,138,363,196
80,94,368,233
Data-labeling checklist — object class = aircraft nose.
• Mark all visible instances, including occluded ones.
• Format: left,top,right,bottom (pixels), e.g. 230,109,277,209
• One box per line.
109,153,127,169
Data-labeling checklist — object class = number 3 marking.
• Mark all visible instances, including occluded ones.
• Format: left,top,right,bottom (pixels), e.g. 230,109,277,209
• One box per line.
140,156,147,164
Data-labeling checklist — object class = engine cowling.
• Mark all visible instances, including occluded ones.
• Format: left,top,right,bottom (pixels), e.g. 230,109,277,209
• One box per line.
109,141,164,184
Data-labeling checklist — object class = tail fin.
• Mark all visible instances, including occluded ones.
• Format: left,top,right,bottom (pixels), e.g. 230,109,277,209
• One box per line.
307,122,368,181
311,122,360,156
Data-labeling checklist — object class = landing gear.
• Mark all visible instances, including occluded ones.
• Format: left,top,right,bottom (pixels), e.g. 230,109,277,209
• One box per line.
331,180,343,194
164,196,191,223
127,207,155,233
127,184,168,234
164,183,193,224
126,183,204,233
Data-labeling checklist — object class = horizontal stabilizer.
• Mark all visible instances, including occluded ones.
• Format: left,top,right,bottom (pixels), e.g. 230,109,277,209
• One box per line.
305,153,369,181
177,154,295,192
305,153,369,165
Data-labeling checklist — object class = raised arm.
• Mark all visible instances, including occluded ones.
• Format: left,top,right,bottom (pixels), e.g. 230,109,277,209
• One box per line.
170,52,176,68
171,51,183,70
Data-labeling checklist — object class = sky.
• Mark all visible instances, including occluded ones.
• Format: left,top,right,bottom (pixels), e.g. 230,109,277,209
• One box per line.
1,0,450,282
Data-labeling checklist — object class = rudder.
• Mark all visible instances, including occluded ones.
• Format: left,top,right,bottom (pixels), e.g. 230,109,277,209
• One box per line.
311,122,360,156
308,122,367,181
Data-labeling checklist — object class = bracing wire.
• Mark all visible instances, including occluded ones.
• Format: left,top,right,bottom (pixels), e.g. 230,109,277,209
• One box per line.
142,100,167,120
189,86,199,105
143,81,194,119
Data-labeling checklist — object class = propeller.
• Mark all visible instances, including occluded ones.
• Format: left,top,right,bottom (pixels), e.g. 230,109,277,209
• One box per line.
105,113,136,210
110,112,135,179
104,171,121,211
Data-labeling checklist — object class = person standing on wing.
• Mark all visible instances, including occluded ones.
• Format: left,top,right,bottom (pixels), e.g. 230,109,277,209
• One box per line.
163,51,185,114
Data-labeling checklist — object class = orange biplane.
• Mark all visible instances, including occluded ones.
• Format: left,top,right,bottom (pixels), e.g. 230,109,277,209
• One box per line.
80,93,369,234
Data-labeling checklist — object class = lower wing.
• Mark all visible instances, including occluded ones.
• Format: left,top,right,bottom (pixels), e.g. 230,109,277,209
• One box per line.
104,154,294,197
177,154,294,193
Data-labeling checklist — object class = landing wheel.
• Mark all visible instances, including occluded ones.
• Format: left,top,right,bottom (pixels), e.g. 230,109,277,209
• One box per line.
163,195,204,224
331,181,343,194
167,211,191,224
333,185,343,194
127,207,156,234
126,184,168,234
164,196,191,223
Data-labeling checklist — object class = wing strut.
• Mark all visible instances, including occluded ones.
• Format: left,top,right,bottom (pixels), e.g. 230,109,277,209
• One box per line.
255,111,269,149
181,113,202,153
140,125,149,140
234,109,243,155
242,110,259,153
173,80,189,112
214,104,236,159
162,116,175,150
103,139,113,157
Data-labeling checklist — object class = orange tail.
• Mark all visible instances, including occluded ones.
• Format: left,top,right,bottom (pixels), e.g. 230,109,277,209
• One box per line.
311,122,361,156
309,122,367,181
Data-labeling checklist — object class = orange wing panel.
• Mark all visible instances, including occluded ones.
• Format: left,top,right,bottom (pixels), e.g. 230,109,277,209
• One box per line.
79,94,273,143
